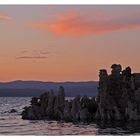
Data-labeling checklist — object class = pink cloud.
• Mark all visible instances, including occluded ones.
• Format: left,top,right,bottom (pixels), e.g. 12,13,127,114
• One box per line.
28,11,140,36
0,14,11,20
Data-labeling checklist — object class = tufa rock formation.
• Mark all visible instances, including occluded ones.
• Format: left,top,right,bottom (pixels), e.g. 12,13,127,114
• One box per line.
22,64,140,122
22,86,98,122
96,64,140,121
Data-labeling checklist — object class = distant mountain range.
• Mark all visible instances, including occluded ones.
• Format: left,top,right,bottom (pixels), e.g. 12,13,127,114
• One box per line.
0,80,98,97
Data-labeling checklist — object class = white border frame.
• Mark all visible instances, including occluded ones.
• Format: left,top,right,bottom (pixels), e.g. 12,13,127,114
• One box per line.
0,0,140,5
0,0,140,139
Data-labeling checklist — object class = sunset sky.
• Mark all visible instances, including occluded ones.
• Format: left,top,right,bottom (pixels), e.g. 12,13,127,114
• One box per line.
0,5,140,82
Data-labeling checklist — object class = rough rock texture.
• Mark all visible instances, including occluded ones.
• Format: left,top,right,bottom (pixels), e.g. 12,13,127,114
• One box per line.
96,64,140,121
64,100,72,122
22,64,140,122
21,86,98,122
46,90,55,119
53,86,65,120
9,109,17,113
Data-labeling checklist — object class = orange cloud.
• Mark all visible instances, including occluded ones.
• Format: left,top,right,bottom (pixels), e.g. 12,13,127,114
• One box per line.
0,14,11,20
29,12,140,36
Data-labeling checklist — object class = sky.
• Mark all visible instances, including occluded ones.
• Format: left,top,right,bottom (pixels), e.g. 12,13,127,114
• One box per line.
0,5,140,82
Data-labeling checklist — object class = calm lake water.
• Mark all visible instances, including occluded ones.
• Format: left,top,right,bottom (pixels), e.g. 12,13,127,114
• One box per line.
0,97,140,135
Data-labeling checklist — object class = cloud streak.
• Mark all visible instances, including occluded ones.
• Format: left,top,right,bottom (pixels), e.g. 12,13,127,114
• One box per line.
16,49,50,60
0,14,11,20
16,56,48,59
29,11,140,36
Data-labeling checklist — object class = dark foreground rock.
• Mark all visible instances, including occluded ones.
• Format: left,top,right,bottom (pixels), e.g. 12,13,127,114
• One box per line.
22,86,98,122
22,64,140,122
9,109,17,113
96,64,140,121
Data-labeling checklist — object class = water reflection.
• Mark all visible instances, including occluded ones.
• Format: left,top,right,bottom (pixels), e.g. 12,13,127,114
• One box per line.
0,97,140,135
95,121,140,135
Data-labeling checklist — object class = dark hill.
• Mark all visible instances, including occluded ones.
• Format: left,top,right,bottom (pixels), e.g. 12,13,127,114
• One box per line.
0,81,98,97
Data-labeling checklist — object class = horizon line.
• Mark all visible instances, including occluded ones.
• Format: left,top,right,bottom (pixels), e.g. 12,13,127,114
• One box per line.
0,80,99,83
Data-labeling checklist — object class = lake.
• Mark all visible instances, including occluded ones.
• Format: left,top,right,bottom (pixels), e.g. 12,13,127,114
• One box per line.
0,97,140,135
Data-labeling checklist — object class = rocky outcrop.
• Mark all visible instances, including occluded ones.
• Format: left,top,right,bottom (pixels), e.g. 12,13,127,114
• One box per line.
96,64,140,121
22,64,140,122
21,86,98,122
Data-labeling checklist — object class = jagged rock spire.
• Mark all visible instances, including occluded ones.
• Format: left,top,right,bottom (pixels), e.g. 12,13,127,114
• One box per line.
96,64,140,121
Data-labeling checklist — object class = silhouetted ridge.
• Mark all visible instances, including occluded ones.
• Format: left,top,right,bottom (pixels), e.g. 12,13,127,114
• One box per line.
0,81,98,97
